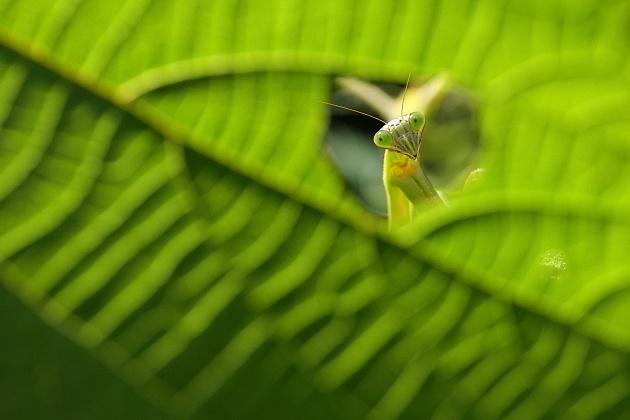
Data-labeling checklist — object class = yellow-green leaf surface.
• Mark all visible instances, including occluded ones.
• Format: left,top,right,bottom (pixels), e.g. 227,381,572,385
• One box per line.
2,0,630,419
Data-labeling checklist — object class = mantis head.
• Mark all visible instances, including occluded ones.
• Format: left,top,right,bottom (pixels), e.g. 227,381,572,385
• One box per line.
373,112,425,160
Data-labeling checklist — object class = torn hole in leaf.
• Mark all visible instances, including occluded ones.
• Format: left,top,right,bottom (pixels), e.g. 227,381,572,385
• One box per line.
322,77,480,215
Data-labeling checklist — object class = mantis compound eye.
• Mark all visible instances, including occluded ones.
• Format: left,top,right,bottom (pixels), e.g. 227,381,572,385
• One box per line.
408,112,425,131
373,130,394,149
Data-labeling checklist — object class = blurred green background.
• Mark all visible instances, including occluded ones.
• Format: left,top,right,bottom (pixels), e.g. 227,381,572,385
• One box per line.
1,0,630,419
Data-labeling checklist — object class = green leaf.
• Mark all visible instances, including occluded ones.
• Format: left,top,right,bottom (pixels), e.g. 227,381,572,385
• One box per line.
2,0,630,419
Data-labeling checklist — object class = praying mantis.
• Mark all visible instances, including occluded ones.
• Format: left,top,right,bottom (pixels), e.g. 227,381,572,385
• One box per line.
324,76,447,230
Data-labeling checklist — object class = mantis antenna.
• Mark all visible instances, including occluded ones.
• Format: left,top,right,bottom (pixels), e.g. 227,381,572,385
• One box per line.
400,73,411,116
320,101,387,124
